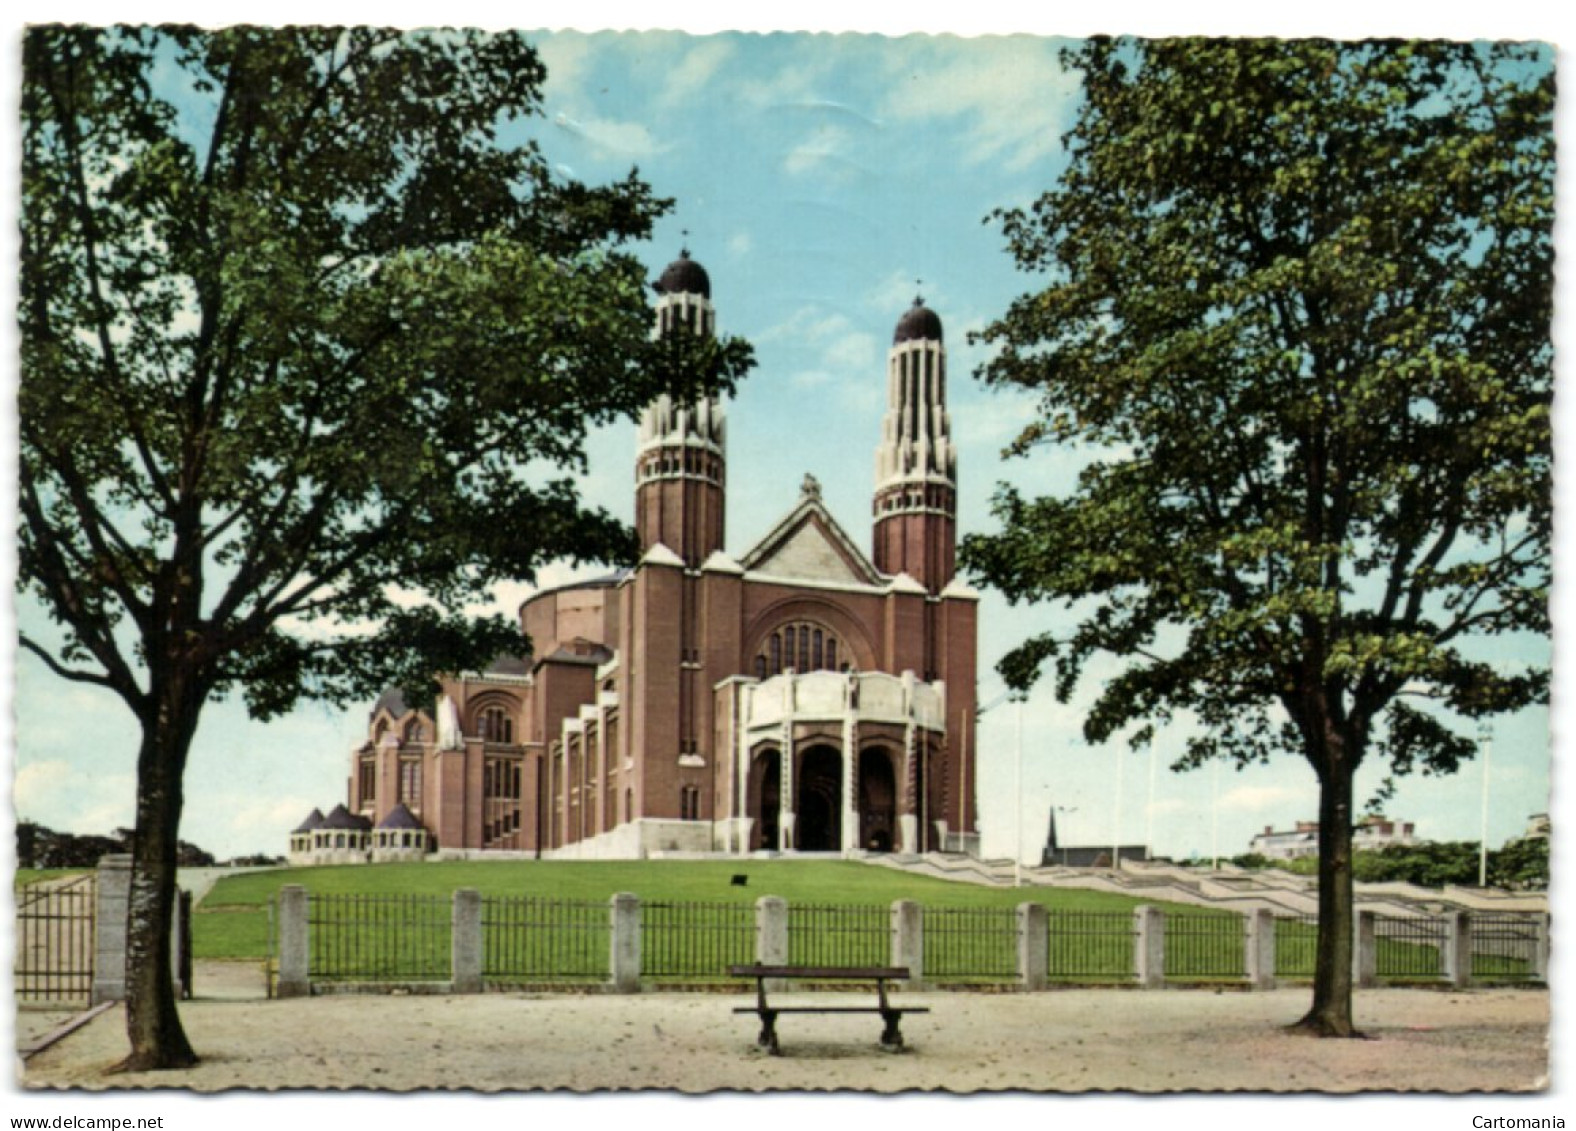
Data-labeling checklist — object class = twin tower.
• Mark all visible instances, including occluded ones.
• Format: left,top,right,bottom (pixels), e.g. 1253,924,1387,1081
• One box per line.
635,250,958,595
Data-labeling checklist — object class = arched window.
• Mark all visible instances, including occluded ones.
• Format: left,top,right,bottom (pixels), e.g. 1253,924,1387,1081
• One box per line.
480,706,514,744
756,622,848,678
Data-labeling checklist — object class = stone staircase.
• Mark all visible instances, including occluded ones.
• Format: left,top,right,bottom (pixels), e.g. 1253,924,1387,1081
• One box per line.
860,853,1548,918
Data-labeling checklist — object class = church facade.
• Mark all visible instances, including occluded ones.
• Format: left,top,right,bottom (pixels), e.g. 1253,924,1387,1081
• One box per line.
292,251,979,862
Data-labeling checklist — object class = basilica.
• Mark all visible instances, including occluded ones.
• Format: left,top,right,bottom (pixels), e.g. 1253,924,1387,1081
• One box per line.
290,250,979,862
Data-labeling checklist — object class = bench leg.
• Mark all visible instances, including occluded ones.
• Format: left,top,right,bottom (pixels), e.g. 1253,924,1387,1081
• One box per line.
879,1011,903,1050
757,1010,781,1055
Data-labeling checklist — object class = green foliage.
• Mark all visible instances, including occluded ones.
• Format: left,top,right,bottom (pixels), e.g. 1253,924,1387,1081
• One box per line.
18,26,753,1064
965,39,1552,779
1234,838,1549,890
19,25,755,721
1487,836,1549,891
963,37,1552,1032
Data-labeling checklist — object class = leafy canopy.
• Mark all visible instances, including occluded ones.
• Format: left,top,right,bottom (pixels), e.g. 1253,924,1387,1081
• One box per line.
20,25,753,720
963,38,1552,786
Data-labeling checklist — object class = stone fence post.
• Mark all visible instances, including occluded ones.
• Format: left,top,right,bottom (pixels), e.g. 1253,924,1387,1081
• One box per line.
891,900,923,988
610,892,641,993
1017,902,1048,991
1244,909,1276,990
91,855,132,1005
276,884,311,998
1443,910,1472,988
452,889,482,994
1133,905,1164,988
1354,910,1377,989
756,896,788,992
1533,913,1551,983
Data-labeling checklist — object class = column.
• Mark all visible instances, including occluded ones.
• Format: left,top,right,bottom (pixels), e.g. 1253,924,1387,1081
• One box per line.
452,889,482,994
1244,909,1276,990
91,855,132,1005
891,899,924,987
276,884,310,999
1134,906,1165,988
1017,903,1049,991
841,712,858,854
610,892,642,992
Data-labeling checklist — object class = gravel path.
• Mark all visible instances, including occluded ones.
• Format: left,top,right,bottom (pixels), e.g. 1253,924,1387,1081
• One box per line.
18,969,1548,1093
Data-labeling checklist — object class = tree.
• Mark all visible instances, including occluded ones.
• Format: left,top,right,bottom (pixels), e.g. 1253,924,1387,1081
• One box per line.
20,25,752,1070
962,39,1551,1037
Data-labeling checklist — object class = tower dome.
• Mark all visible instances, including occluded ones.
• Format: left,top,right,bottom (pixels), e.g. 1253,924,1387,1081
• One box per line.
893,296,943,344
656,249,711,298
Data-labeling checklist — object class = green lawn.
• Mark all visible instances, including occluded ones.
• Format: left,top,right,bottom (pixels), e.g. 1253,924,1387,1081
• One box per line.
14,868,90,889
193,859,1189,961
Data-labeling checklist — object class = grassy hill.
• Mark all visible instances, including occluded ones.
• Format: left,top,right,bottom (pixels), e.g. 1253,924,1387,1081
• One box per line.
193,858,1186,960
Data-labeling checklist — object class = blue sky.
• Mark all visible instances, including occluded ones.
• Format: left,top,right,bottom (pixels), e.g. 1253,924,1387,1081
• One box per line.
5,11,1562,870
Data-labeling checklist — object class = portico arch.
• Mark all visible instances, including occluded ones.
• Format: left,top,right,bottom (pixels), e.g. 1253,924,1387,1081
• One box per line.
796,745,843,851
858,746,897,852
749,748,781,851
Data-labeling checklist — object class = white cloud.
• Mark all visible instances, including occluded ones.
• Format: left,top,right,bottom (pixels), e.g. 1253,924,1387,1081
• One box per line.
534,35,597,100
659,37,736,107
727,231,754,257
876,38,1081,172
552,112,667,160
1218,784,1315,814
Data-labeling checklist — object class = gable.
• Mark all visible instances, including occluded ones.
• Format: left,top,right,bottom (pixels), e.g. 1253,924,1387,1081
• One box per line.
752,517,867,584
741,498,881,587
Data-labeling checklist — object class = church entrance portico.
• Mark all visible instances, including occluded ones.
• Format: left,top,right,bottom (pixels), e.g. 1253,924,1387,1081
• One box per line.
795,745,843,851
858,746,897,852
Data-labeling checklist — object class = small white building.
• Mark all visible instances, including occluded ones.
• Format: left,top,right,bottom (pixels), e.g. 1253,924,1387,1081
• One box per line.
1249,815,1418,860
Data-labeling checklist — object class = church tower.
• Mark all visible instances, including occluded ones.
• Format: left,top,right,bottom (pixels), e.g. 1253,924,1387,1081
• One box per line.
873,296,956,594
635,250,726,567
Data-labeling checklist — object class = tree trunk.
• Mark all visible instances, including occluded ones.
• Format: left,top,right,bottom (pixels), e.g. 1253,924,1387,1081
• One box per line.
115,681,202,1071
1291,755,1360,1037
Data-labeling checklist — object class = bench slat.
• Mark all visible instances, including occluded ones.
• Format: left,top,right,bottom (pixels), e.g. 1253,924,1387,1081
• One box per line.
728,964,910,980
733,1006,930,1015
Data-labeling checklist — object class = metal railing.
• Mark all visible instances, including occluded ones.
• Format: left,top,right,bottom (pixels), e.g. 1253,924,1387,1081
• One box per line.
925,906,1017,980
15,874,96,1007
1047,910,1135,981
642,901,754,979
787,902,889,967
1372,915,1447,980
1164,912,1246,981
483,895,608,982
1273,914,1319,978
307,892,450,981
1469,914,1542,983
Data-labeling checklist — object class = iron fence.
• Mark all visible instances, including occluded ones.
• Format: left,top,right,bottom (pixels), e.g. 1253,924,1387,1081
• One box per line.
483,896,609,982
1047,910,1135,981
925,906,1018,980
1470,914,1543,983
1373,915,1446,980
1164,912,1246,981
643,901,754,979
788,902,889,967
307,892,450,981
1274,914,1319,978
15,874,96,1007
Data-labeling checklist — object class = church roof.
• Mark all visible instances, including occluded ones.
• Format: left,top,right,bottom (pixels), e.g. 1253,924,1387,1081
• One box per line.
292,808,326,834
322,804,373,832
739,475,882,587
656,249,711,298
893,296,943,344
376,803,424,831
371,688,409,720
483,654,532,677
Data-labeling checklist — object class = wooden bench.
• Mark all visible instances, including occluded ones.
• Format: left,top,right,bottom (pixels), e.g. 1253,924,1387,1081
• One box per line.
728,964,929,1055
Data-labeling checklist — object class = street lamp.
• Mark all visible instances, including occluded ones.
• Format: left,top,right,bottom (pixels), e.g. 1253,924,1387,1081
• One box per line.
1479,718,1493,887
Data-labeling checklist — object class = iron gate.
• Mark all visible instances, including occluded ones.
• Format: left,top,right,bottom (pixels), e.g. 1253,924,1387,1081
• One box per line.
15,874,96,1007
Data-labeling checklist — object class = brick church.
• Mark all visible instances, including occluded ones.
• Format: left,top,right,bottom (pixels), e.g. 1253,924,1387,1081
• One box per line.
290,250,979,862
